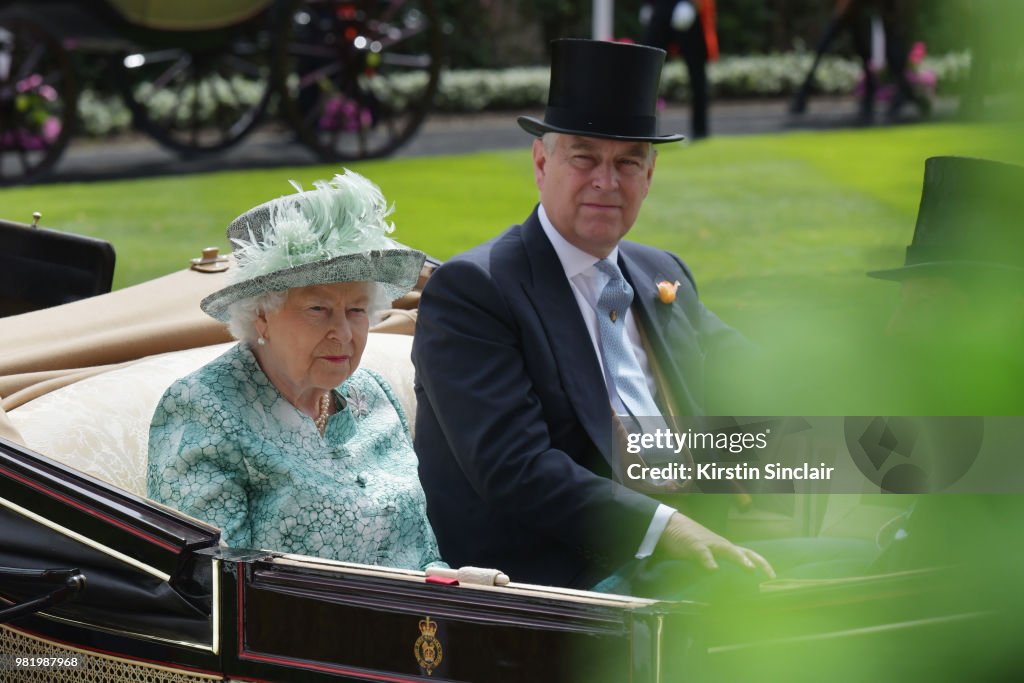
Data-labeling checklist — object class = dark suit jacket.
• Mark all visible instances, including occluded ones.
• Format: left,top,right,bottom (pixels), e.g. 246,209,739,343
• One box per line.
412,208,743,588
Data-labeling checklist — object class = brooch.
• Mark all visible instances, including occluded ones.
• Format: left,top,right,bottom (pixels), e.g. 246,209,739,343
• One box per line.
656,280,681,304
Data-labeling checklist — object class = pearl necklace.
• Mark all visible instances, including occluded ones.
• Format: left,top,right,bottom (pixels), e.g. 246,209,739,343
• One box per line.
314,393,331,434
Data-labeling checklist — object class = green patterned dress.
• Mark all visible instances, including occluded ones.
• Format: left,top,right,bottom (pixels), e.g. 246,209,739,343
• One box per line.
147,343,442,570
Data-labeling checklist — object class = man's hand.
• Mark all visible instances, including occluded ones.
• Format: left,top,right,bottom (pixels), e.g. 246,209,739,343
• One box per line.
658,512,776,578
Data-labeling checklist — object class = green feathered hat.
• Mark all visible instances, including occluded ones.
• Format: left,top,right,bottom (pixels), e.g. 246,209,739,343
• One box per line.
201,170,426,322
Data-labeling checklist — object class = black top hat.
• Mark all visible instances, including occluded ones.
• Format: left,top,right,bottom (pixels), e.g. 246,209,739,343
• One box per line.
868,156,1024,282
518,39,684,144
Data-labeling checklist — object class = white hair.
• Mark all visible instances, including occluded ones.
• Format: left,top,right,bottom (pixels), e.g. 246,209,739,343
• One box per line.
540,131,656,163
224,283,392,343
225,290,287,344
541,131,560,154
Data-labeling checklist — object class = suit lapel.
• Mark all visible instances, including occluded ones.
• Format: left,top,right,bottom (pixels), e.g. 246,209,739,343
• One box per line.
519,212,613,460
619,247,701,415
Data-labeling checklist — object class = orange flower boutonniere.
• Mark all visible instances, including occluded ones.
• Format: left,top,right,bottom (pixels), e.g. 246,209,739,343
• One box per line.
656,280,681,304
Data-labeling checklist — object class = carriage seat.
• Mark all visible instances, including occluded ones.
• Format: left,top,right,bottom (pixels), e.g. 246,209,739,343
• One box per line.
7,333,417,497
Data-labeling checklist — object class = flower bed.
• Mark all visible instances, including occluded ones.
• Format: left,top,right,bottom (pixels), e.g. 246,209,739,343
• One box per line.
75,51,971,137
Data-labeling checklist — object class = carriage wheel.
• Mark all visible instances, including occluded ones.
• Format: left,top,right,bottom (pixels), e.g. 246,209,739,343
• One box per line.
116,24,274,155
276,0,442,162
0,17,77,185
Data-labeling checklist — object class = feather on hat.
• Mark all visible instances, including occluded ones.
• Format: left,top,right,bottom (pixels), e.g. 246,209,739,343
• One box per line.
201,170,425,322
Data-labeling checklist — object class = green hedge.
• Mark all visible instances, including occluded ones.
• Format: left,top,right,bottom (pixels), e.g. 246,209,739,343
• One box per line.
77,51,970,137
433,52,971,112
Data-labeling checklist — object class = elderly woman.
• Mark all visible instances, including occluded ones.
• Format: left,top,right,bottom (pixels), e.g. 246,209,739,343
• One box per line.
147,170,441,571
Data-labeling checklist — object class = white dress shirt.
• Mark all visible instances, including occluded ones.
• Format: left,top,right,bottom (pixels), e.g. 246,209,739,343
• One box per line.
538,205,675,559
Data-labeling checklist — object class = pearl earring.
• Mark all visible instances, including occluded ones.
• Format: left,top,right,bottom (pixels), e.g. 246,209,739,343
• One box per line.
257,336,266,346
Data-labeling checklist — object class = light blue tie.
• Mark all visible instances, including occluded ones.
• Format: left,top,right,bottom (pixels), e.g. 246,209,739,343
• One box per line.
594,259,662,420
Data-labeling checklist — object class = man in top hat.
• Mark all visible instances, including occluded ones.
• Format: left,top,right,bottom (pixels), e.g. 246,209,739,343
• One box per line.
412,39,773,590
868,155,1024,413
864,158,1024,663
870,156,1024,343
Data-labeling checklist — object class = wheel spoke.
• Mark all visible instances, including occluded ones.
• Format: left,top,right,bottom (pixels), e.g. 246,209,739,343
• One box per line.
222,53,265,79
14,43,44,82
368,0,404,25
213,67,238,144
356,118,368,157
328,120,342,153
171,80,191,130
295,58,342,90
365,19,429,48
16,145,30,175
122,39,271,154
148,54,192,94
281,0,439,162
0,18,74,183
286,42,340,60
379,52,431,69
190,69,203,146
128,48,186,66
40,67,67,90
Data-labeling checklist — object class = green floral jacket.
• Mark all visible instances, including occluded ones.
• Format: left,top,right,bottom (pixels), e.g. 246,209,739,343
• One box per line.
148,343,442,570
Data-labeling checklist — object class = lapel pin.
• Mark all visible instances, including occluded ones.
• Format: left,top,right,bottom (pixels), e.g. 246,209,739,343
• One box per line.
657,280,681,304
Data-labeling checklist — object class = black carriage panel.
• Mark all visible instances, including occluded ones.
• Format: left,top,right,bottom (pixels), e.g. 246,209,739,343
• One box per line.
0,437,225,669
0,437,220,590
220,555,679,683
0,507,213,647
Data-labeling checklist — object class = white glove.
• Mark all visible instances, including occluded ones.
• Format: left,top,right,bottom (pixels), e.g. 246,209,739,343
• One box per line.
672,1,697,31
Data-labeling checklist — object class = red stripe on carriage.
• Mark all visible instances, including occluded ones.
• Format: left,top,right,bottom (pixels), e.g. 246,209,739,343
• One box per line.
0,464,180,553
238,650,436,682
234,568,434,683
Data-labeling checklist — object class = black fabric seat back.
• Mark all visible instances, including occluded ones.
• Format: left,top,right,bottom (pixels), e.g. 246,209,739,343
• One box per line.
0,219,116,317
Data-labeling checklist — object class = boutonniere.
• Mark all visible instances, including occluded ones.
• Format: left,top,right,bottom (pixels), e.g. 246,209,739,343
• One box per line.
656,280,681,304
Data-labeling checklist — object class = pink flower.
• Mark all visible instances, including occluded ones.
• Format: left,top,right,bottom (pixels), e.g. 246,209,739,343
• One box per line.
43,117,62,143
318,95,373,132
909,42,927,66
910,70,936,90
16,73,42,93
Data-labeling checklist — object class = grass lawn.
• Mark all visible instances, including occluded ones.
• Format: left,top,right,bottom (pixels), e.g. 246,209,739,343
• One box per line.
1,121,1017,337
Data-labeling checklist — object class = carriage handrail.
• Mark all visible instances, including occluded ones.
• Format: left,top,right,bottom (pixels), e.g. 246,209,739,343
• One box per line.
0,567,86,624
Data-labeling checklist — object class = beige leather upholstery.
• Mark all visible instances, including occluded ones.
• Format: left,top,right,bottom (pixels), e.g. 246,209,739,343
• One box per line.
1,265,423,408
8,334,417,496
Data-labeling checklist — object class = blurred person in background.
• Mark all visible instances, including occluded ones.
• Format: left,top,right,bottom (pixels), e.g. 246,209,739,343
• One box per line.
790,0,929,122
863,155,1024,682
639,0,718,140
868,155,1024,412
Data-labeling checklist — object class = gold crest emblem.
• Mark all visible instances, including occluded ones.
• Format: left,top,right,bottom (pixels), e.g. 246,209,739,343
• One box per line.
414,616,443,676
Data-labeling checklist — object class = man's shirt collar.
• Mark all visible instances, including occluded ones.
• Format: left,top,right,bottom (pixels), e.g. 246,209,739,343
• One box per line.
538,204,620,280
